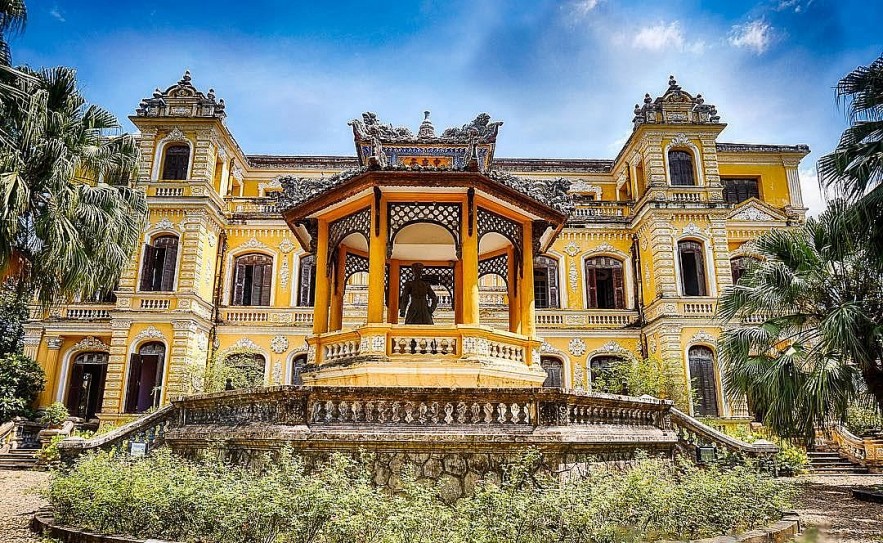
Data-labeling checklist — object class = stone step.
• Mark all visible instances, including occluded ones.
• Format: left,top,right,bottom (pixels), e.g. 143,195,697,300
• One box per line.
0,450,38,470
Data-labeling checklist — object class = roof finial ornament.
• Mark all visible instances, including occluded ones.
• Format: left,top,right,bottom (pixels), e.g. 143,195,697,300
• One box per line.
668,74,677,88
181,70,192,84
418,110,435,139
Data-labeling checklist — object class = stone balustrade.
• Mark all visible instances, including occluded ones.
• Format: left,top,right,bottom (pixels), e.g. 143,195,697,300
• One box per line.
62,305,113,320
220,307,314,327
535,309,638,328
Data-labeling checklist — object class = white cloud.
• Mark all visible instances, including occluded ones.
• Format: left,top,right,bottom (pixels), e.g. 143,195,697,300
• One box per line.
798,166,827,216
728,20,773,54
572,0,600,17
776,0,813,13
630,21,704,54
49,6,65,22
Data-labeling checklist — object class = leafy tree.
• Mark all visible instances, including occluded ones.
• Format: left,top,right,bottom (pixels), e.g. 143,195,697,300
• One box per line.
0,0,25,65
0,65,146,304
718,202,882,441
0,278,27,355
0,351,44,421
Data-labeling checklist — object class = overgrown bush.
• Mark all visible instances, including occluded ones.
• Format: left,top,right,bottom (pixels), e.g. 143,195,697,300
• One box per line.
39,401,69,426
706,422,809,475
0,352,45,422
845,403,883,436
48,449,794,543
593,356,690,408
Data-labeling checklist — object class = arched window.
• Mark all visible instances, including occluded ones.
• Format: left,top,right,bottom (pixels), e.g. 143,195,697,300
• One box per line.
226,352,266,388
730,256,755,285
534,256,560,309
540,356,563,388
668,150,695,186
688,346,719,417
140,235,178,292
585,257,625,309
297,254,316,307
161,144,190,180
291,354,307,385
232,254,273,306
590,356,626,394
125,342,165,414
678,241,707,296
65,351,108,420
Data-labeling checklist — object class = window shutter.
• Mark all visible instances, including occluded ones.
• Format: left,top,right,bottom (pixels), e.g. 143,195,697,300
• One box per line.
612,266,625,309
125,354,141,414
694,248,707,296
233,261,247,305
548,262,559,308
260,263,273,306
585,267,597,308
160,242,178,291
139,244,155,291
152,356,165,409
299,257,315,307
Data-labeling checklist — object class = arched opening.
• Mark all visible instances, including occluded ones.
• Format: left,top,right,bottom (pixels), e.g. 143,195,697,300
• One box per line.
730,256,757,285
140,235,178,292
668,149,695,186
391,223,457,325
534,256,560,309
125,342,165,414
585,257,625,309
589,355,627,394
225,352,267,389
291,354,307,385
297,254,316,307
232,253,273,306
161,144,190,180
540,356,564,388
688,345,719,417
678,240,707,296
65,351,108,420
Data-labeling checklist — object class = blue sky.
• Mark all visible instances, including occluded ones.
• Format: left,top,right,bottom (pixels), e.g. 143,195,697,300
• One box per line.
15,0,883,213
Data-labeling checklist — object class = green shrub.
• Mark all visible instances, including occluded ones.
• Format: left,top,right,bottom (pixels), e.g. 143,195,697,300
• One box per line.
845,403,883,436
0,352,46,422
48,449,794,543
39,402,69,426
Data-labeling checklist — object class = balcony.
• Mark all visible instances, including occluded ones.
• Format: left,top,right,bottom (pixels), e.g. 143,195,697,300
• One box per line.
536,309,639,328
225,197,280,217
219,307,314,327
59,304,114,321
569,201,632,224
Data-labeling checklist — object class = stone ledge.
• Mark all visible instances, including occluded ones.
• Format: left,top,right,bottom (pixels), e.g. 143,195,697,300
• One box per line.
32,507,800,543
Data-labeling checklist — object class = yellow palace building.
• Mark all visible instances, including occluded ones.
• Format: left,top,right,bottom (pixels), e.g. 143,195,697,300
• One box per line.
24,72,809,426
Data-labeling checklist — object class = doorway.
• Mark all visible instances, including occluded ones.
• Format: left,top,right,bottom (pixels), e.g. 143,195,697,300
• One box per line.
65,351,109,420
125,342,166,413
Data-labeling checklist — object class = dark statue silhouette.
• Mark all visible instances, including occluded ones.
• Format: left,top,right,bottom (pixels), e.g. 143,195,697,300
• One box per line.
399,263,439,325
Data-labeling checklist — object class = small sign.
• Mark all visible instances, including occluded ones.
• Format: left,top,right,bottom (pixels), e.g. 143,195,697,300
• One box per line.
130,441,148,457
697,445,716,464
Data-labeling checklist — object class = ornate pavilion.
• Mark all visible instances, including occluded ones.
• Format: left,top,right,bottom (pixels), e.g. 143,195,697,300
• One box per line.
25,72,810,427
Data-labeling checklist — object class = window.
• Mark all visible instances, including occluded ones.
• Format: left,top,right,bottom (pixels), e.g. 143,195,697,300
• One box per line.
226,352,266,388
688,346,719,417
540,357,563,388
291,354,307,386
678,241,707,296
65,351,109,420
730,256,755,284
139,235,178,292
534,256,560,309
232,254,273,306
297,254,316,307
668,150,695,186
161,144,190,180
723,178,760,204
585,257,625,309
590,356,626,394
125,342,165,414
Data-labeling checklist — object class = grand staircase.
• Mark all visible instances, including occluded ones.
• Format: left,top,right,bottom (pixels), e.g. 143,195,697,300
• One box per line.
0,448,38,470
807,450,869,474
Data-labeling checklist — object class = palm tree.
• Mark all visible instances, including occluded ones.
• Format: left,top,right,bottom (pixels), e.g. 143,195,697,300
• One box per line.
0,0,25,66
718,202,883,441
0,65,147,304
818,54,883,266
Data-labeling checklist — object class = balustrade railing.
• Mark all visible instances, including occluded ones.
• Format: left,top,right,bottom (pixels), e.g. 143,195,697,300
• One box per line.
390,336,458,356
226,197,280,215
220,307,314,327
58,405,178,461
670,407,777,460
140,298,171,310
680,300,716,316
536,309,638,328
62,305,113,320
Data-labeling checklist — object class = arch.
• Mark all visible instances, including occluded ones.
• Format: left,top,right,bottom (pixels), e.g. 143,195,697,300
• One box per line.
151,129,194,180
687,345,720,417
223,245,278,307
387,202,461,258
139,234,180,292
124,341,167,414
729,255,759,285
231,253,274,306
477,207,522,262
391,222,456,261
64,351,109,420
588,354,627,394
224,351,268,388
290,353,308,385
663,135,704,187
584,256,626,309
54,337,111,403
677,239,708,297
540,356,564,388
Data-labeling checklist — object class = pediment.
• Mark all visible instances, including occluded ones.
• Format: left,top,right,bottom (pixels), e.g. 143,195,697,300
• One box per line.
727,198,786,222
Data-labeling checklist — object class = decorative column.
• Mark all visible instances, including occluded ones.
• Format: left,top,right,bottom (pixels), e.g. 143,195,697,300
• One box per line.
367,197,388,324
519,224,535,338
312,220,331,334
507,246,520,333
329,248,347,331
388,261,401,325
784,159,804,208
461,199,480,325
37,337,63,406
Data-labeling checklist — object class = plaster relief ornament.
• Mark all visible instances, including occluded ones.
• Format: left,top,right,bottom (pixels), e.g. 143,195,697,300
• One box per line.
240,237,269,250
134,326,165,342
280,258,290,289
690,330,716,345
682,222,704,237
563,241,580,257
589,242,616,254
601,341,627,354
72,336,110,353
670,133,690,146
145,217,176,233
569,262,579,291
568,338,587,357
278,238,296,254
271,336,289,354
732,206,776,222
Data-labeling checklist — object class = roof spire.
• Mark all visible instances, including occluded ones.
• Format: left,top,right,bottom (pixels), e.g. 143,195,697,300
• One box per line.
418,110,435,139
